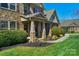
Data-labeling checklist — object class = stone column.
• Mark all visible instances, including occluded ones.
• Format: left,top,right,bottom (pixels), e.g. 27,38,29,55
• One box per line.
38,22,41,37
42,23,46,40
29,21,35,42
48,24,52,37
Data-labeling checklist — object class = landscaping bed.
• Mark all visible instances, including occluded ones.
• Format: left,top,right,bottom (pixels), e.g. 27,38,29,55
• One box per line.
48,27,66,41
0,34,79,56
0,42,53,51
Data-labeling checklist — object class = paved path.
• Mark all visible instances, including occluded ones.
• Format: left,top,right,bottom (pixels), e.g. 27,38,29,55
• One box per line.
69,33,79,35
45,34,70,43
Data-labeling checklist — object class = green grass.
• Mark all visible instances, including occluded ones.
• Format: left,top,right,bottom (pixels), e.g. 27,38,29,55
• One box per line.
0,35,79,56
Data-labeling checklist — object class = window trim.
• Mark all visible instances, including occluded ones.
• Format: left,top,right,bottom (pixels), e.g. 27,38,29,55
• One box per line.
0,21,8,30
9,3,17,11
24,4,30,15
10,21,17,30
0,3,17,11
0,20,17,30
0,3,9,10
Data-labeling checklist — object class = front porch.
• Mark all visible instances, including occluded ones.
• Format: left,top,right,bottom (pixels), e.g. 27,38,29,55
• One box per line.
22,17,52,42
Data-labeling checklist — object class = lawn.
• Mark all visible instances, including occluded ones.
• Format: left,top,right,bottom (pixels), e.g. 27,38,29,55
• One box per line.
0,35,79,56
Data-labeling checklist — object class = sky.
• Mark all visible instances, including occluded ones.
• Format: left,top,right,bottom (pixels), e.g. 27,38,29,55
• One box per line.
43,3,79,22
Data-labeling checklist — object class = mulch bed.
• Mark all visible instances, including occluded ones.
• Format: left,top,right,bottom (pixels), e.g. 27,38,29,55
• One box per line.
0,42,53,51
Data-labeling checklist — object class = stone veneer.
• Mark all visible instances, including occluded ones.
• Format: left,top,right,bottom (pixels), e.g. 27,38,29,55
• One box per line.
0,7,24,30
0,9,20,21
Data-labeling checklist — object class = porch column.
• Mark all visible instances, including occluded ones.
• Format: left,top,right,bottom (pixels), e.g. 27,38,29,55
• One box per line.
29,21,35,42
38,22,41,37
48,24,52,37
42,23,46,40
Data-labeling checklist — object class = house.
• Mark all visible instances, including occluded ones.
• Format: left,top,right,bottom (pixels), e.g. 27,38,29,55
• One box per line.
0,3,60,42
61,19,79,32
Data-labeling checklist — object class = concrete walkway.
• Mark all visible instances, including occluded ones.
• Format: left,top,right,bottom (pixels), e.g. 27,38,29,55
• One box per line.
45,34,70,43
69,33,79,35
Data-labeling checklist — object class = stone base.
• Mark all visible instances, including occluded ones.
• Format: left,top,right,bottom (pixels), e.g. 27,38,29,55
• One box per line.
29,32,35,43
42,33,46,39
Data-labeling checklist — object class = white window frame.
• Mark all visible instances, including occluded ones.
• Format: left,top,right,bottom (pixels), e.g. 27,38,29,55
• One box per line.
0,21,8,30
9,3,17,11
8,21,10,30
0,20,18,30
0,3,9,10
0,3,17,11
10,21,17,30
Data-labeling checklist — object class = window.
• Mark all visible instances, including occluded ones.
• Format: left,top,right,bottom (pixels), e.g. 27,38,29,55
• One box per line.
10,21,16,30
0,21,17,30
0,3,17,11
10,3,16,10
1,3,8,8
33,7,41,13
0,21,8,30
24,4,30,15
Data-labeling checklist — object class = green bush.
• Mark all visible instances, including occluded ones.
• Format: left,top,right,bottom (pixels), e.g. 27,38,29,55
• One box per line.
51,27,66,38
0,30,28,47
51,27,60,36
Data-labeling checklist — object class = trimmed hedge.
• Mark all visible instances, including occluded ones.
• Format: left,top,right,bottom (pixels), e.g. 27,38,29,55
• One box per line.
0,30,28,47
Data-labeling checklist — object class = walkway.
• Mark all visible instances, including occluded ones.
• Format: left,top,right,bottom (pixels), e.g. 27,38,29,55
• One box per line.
45,34,70,43
69,33,79,35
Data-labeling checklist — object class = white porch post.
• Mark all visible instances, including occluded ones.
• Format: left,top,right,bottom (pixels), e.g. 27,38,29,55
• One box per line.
8,21,10,30
29,21,35,42
42,22,46,40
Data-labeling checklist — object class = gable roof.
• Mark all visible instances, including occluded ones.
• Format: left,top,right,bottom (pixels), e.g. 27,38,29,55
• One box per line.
21,10,60,23
44,10,55,20
44,10,60,23
61,19,79,27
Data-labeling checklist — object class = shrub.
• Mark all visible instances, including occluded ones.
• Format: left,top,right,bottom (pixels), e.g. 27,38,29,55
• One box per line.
51,27,60,36
51,27,66,39
0,30,28,47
